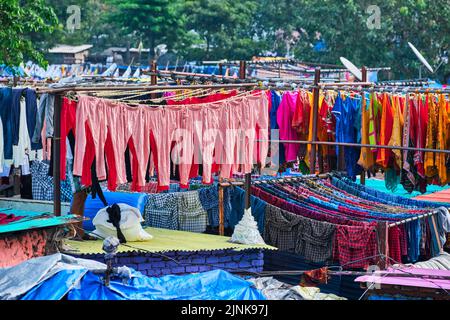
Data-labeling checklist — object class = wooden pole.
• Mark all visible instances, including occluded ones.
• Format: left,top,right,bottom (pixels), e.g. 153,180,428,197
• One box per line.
310,67,321,174
53,93,62,216
376,222,389,269
151,60,157,99
430,215,444,254
360,66,368,185
218,185,224,236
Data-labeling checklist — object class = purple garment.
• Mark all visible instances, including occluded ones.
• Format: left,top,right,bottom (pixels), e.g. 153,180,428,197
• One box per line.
276,91,300,162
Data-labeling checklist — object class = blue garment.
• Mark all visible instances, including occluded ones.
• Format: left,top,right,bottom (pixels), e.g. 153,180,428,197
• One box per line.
12,88,26,146
229,187,266,234
270,90,286,166
144,193,178,230
333,177,444,208
0,87,13,159
332,94,362,180
25,89,41,150
198,185,231,228
407,220,421,263
32,93,54,144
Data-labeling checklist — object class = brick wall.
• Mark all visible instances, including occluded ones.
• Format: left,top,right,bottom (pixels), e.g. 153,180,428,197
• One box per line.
81,249,264,277
0,228,59,268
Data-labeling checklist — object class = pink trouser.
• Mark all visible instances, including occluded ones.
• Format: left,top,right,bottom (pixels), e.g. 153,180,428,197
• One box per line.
74,96,108,180
144,107,179,191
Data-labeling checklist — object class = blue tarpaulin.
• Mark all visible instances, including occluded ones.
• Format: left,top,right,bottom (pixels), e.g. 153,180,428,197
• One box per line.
15,254,265,300
25,269,265,300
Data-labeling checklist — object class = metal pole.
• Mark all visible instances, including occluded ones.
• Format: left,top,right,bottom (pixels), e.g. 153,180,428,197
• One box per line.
360,66,368,185
53,94,62,216
310,67,321,174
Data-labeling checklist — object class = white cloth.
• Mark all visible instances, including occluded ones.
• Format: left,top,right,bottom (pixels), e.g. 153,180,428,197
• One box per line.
93,203,153,242
230,208,265,245
13,99,31,169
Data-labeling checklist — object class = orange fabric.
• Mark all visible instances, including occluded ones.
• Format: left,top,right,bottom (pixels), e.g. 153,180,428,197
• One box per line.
376,93,394,168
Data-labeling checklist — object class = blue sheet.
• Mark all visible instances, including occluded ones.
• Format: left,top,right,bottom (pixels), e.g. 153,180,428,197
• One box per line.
24,269,265,300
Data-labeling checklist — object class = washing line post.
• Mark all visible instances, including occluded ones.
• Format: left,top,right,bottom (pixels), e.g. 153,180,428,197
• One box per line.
151,60,157,99
376,222,389,269
360,66,368,185
53,93,63,216
310,67,321,174
218,185,225,236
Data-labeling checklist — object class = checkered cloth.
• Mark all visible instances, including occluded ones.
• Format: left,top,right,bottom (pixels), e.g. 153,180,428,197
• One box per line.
198,185,231,228
177,191,208,233
333,223,378,269
388,226,402,263
30,160,73,202
264,204,303,252
296,215,336,264
143,193,178,230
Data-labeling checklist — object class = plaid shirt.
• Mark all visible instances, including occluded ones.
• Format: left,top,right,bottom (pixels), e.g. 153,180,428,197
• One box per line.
388,226,402,263
333,223,378,269
176,191,208,233
296,215,336,264
31,161,72,202
198,186,231,228
144,193,178,230
263,204,303,252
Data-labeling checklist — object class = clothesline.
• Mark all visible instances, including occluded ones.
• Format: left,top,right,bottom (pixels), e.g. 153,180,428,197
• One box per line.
255,139,450,154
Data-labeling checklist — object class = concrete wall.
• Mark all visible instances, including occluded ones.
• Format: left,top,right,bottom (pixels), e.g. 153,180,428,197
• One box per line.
79,249,264,277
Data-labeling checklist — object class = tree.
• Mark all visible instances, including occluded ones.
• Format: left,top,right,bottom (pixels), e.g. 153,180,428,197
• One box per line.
182,0,261,60
255,0,450,81
0,0,57,67
105,0,183,59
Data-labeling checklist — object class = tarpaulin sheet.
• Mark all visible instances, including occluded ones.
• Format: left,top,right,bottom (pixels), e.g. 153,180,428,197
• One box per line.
0,253,105,300
66,269,265,300
0,208,80,234
2,254,265,300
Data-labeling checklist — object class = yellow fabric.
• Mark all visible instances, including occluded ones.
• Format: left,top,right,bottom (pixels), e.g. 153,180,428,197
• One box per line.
357,94,375,170
304,92,324,168
64,227,275,254
388,95,403,169
437,94,450,185
368,93,380,151
425,94,438,177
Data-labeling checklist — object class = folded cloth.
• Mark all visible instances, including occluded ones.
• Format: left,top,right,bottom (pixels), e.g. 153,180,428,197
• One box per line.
92,203,152,241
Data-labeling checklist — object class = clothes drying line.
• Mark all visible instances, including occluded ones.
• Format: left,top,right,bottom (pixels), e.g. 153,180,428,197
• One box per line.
256,139,450,155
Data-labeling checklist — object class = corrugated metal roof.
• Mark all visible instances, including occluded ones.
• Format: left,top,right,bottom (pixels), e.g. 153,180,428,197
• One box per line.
0,208,81,234
49,45,93,54
64,227,276,255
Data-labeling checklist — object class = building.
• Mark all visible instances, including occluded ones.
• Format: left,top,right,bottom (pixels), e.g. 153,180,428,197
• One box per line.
48,44,93,64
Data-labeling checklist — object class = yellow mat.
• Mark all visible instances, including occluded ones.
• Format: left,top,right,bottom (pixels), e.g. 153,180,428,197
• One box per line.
65,227,275,255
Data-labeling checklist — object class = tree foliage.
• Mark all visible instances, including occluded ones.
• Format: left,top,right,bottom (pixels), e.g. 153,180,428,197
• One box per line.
10,0,450,80
0,0,57,67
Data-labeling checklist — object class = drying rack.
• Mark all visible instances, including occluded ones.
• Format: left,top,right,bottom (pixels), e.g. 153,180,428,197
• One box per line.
26,61,449,262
